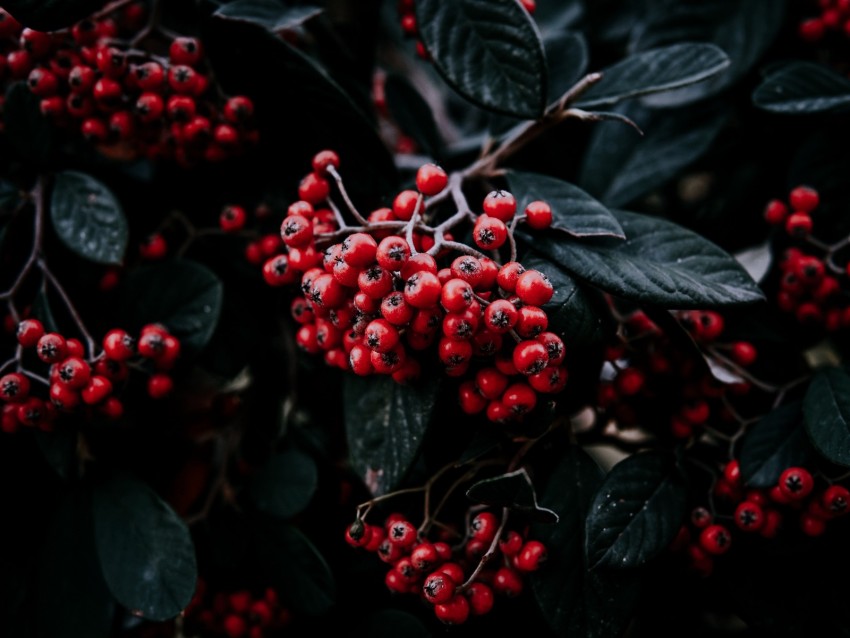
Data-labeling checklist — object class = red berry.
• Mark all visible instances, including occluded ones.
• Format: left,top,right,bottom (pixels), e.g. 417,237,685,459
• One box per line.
387,519,417,547
514,540,547,572
483,190,517,222
516,269,554,306
220,205,247,233
140,234,167,260
56,357,91,390
342,233,378,267
799,17,825,41
763,199,788,225
458,380,487,414
147,373,173,399
393,190,420,221
785,212,813,237
410,542,439,572
0,372,30,402
102,329,135,361
434,594,469,625
311,149,340,175
376,236,411,271
132,61,164,91
525,200,552,229
423,571,457,604
223,614,246,638
16,318,44,348
465,581,494,615
699,524,732,555
615,367,644,395
404,271,441,309
822,485,850,516
731,341,757,366
483,299,518,333
512,340,548,375
723,460,741,485
298,173,330,204
493,567,523,597
789,186,819,213
416,164,448,196
734,501,764,532
778,467,814,501
224,96,254,123
473,215,508,250
471,511,499,543
497,261,525,293
81,375,112,405
800,513,827,537
169,37,203,66
450,256,484,289
37,333,67,364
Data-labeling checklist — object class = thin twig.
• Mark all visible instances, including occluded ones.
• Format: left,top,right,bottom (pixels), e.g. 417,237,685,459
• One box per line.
326,165,369,225
40,261,98,359
457,507,509,593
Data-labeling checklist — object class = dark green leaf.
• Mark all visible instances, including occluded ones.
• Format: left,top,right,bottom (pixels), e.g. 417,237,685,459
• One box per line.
361,610,431,638
507,170,625,239
0,179,22,212
4,82,52,166
804,368,850,467
249,448,318,519
578,101,728,207
0,0,103,31
415,0,547,118
252,519,335,615
753,62,850,114
532,447,641,637
524,210,765,308
92,475,197,621
120,260,223,354
546,31,589,101
38,490,114,638
344,375,440,495
585,452,687,569
522,253,610,350
50,171,128,265
214,0,323,33
536,1,583,37
635,0,785,106
30,288,58,334
740,402,810,488
467,468,558,523
385,74,443,160
575,43,729,109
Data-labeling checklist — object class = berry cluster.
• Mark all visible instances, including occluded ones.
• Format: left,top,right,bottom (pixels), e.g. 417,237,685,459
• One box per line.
396,0,536,59
0,318,179,432
673,461,850,577
798,0,850,41
346,510,547,625
763,186,850,329
0,4,257,165
268,151,566,422
181,580,292,638
597,307,754,440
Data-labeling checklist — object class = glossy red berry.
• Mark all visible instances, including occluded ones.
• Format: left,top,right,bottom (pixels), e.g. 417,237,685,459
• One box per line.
789,186,819,213
169,37,203,66
723,460,741,485
493,567,523,597
734,501,764,532
140,234,167,260
298,173,330,205
516,270,554,306
423,571,457,604
224,96,254,123
16,318,44,348
801,513,827,537
699,524,732,555
525,200,553,229
785,212,812,237
822,485,850,515
37,333,67,364
220,205,247,233
458,380,487,414
434,594,469,625
483,190,517,222
515,540,547,572
147,373,173,399
778,467,814,501
731,341,757,366
342,233,378,267
416,164,448,196
56,357,91,390
81,375,112,405
387,519,417,548
512,340,548,375
102,329,135,361
0,372,30,402
471,511,499,543
763,199,788,225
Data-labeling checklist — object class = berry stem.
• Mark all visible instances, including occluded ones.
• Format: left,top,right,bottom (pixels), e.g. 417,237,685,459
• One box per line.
39,260,98,360
131,0,165,47
326,165,369,226
0,179,44,322
456,506,509,594
21,368,50,387
90,0,138,21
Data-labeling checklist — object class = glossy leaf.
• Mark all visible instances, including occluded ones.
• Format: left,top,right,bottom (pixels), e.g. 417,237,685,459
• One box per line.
804,368,850,467
578,100,728,207
754,62,850,114
415,0,547,118
585,452,687,569
575,43,729,108
92,476,197,621
525,210,765,308
467,468,558,523
506,170,625,239
213,0,323,33
532,447,641,636
120,260,223,354
546,31,589,101
634,0,786,106
51,171,128,266
344,375,440,495
249,448,318,519
740,402,810,488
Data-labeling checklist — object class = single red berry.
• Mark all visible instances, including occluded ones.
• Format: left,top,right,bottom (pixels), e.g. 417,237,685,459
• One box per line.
56,357,91,390
763,199,788,225
423,571,457,604
81,375,112,405
416,164,448,196
690,506,712,529
263,255,296,286
393,189,420,221
224,96,254,123
400,253,438,280
789,186,819,213
16,397,47,428
37,333,67,364
16,318,44,348
529,366,567,394
434,594,469,625
311,149,340,175
699,524,732,555
785,212,813,237
404,271,442,309
822,485,850,516
799,17,825,41
342,233,378,267
512,340,548,375
734,501,764,532
222,614,246,638
503,382,537,415
140,234,167,260
220,205,247,233
376,236,411,271
169,37,203,66
102,329,135,361
515,540,547,572
147,373,173,399
95,47,127,78
483,190,517,222
800,512,827,537
615,367,644,395
483,299,518,333
473,215,508,250
450,256,484,289
20,29,52,58
525,200,552,229
779,467,814,501
99,396,124,419
493,567,523,597
471,511,499,543
410,542,439,572
387,519,417,548
731,341,757,366
723,460,741,485
474,367,509,401
364,319,400,353
458,380,487,414
0,372,30,402
298,172,330,205
516,269,554,306
496,261,525,293
132,61,164,91
498,530,524,556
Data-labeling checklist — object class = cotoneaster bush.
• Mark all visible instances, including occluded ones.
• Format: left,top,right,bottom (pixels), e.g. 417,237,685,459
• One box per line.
3,0,850,636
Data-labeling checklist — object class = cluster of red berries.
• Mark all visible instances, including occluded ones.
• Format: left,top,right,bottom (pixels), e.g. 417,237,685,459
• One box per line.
0,4,256,165
396,0,536,60
346,510,547,625
798,0,850,41
673,461,850,576
180,580,292,638
267,151,565,422
0,318,179,432
597,307,754,439
763,186,850,329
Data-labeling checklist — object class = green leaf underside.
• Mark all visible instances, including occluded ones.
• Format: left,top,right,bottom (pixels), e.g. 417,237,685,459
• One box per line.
92,476,196,621
532,447,641,636
585,452,687,569
575,43,730,108
578,100,728,207
545,31,589,101
467,468,559,523
213,0,323,33
741,402,810,488
51,171,128,265
524,210,764,308
804,368,850,467
249,448,318,519
754,61,850,114
120,260,223,354
252,520,335,615
343,375,440,496
415,0,547,119
506,170,625,239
